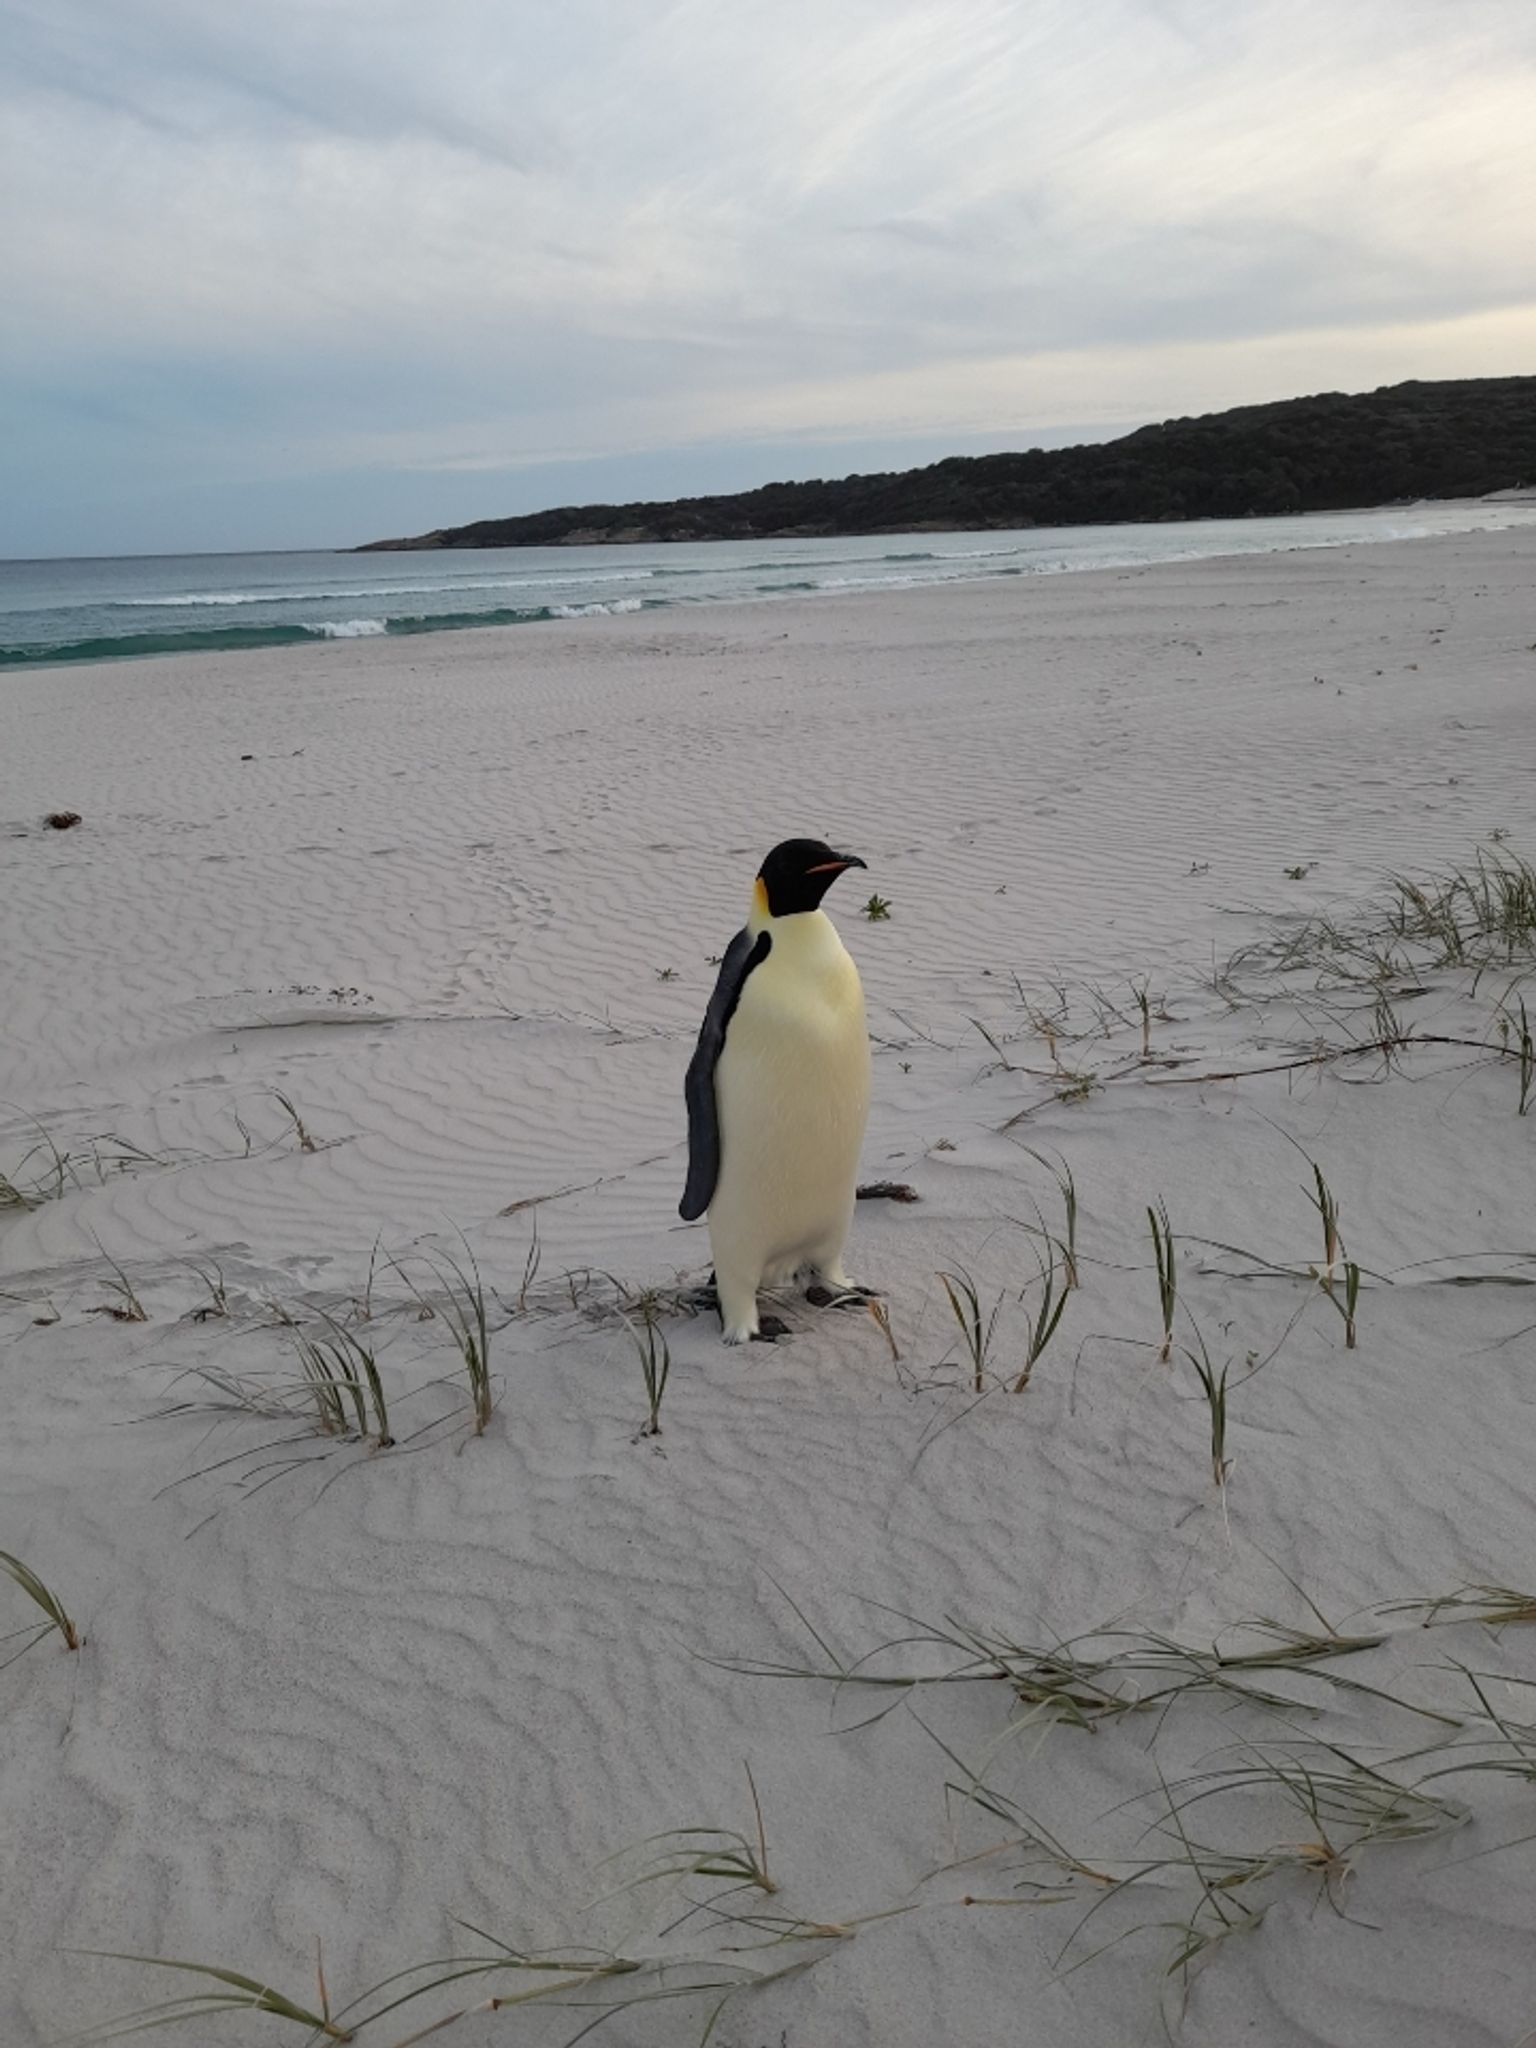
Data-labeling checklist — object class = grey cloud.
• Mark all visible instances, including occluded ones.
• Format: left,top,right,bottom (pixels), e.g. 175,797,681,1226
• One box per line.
1,0,1534,552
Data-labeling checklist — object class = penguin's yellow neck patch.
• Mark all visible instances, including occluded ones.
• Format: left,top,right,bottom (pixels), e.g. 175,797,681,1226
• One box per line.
751,876,770,923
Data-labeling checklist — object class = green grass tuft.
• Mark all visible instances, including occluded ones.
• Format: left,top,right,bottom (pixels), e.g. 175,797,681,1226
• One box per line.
623,1300,673,1437
938,1267,1002,1394
1,1547,82,1659
1147,1200,1177,1363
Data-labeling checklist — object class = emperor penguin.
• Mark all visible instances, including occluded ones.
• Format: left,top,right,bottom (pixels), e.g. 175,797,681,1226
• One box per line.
680,838,872,1345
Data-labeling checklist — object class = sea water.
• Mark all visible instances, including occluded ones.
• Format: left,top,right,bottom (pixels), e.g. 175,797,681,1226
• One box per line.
3,502,1534,669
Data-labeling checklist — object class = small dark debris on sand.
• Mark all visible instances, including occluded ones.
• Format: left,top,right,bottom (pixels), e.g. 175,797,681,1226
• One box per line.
857,1181,920,1202
45,811,82,830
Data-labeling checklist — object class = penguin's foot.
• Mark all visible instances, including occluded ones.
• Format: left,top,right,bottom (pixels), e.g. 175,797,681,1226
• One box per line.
721,1313,787,1346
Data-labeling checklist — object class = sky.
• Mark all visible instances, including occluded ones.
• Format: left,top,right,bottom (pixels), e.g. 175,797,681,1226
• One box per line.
2,0,1534,558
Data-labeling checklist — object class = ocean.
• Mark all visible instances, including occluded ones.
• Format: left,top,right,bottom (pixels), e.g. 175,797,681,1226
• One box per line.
4,502,1534,669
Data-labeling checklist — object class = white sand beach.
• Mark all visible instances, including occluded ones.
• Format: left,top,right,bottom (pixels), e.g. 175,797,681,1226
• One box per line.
4,528,1536,2048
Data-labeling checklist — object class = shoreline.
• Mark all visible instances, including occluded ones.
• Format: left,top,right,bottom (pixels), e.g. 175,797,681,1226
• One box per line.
6,500,1536,674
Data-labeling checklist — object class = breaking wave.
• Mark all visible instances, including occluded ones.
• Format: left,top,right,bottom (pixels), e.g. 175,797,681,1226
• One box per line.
0,597,667,667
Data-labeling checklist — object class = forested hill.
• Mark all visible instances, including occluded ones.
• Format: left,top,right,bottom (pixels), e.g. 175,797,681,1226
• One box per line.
359,377,1536,550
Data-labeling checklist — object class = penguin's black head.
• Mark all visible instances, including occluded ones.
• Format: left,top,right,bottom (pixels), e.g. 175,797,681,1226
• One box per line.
757,837,867,918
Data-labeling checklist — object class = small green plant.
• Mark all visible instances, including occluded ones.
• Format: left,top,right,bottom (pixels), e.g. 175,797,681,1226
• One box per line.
624,1302,672,1437
1019,1148,1079,1287
184,1259,229,1322
1382,1583,1536,1628
1132,979,1152,1057
295,1336,355,1437
73,1892,855,2047
1305,1160,1343,1294
1148,1199,1177,1362
348,1339,393,1445
305,1316,394,1446
1284,863,1315,881
1,1548,82,1660
517,1215,541,1312
862,894,892,921
393,1238,494,1435
354,1234,385,1322
89,1240,147,1324
970,1017,1017,1073
866,1297,900,1362
291,1318,393,1446
1498,993,1535,1115
609,1765,778,1903
655,967,678,982
938,1266,1002,1393
434,1245,494,1436
721,1602,1440,1731
67,1952,353,2042
0,1118,77,1209
1012,1240,1070,1393
1342,1260,1360,1346
271,1090,320,1154
1182,1327,1231,1491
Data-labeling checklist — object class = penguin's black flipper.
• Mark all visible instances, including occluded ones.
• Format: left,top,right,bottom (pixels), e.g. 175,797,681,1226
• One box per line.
680,926,772,1221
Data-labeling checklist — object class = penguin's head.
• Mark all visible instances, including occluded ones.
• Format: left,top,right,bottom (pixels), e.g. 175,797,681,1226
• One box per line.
756,838,867,918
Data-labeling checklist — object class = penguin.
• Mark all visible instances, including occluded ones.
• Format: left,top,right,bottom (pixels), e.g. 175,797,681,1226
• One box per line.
681,838,872,1344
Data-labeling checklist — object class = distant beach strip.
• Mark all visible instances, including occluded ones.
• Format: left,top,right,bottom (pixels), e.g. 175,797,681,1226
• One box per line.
3,501,1536,668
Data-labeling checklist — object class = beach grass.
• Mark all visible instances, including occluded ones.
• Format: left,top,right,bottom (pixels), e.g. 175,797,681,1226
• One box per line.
1383,1584,1536,1629
605,1771,777,1904
1,1548,82,1660
64,1953,354,2043
1498,990,1535,1114
89,1239,148,1324
1305,1160,1344,1293
1015,1148,1079,1287
271,1089,321,1155
1233,846,1536,988
294,1318,394,1447
715,1595,1446,1736
949,1734,1465,2013
622,1300,672,1437
1012,1238,1070,1393
71,1933,838,2048
970,1016,1018,1074
396,1241,495,1436
1181,1325,1231,1492
938,1267,1002,1394
1147,1200,1177,1362
517,1216,541,1312
183,1258,229,1322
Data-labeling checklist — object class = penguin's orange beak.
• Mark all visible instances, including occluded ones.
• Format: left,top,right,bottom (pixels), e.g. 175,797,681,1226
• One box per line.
806,853,866,875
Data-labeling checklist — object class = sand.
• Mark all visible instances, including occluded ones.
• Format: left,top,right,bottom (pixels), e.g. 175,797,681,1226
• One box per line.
3,528,1535,2048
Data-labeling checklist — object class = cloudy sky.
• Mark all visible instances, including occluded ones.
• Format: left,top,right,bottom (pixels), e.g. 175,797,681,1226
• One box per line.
3,0,1533,557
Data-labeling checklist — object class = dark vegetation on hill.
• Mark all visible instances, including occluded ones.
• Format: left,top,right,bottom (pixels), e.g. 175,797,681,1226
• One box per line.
358,377,1536,549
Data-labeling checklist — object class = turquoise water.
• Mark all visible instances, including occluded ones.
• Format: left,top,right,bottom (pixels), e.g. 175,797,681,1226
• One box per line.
3,503,1534,669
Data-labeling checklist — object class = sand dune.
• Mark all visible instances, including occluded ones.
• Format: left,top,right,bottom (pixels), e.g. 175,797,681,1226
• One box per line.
3,530,1535,2047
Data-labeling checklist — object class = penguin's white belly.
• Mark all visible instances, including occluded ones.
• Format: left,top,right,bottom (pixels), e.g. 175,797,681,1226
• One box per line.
709,936,870,1280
